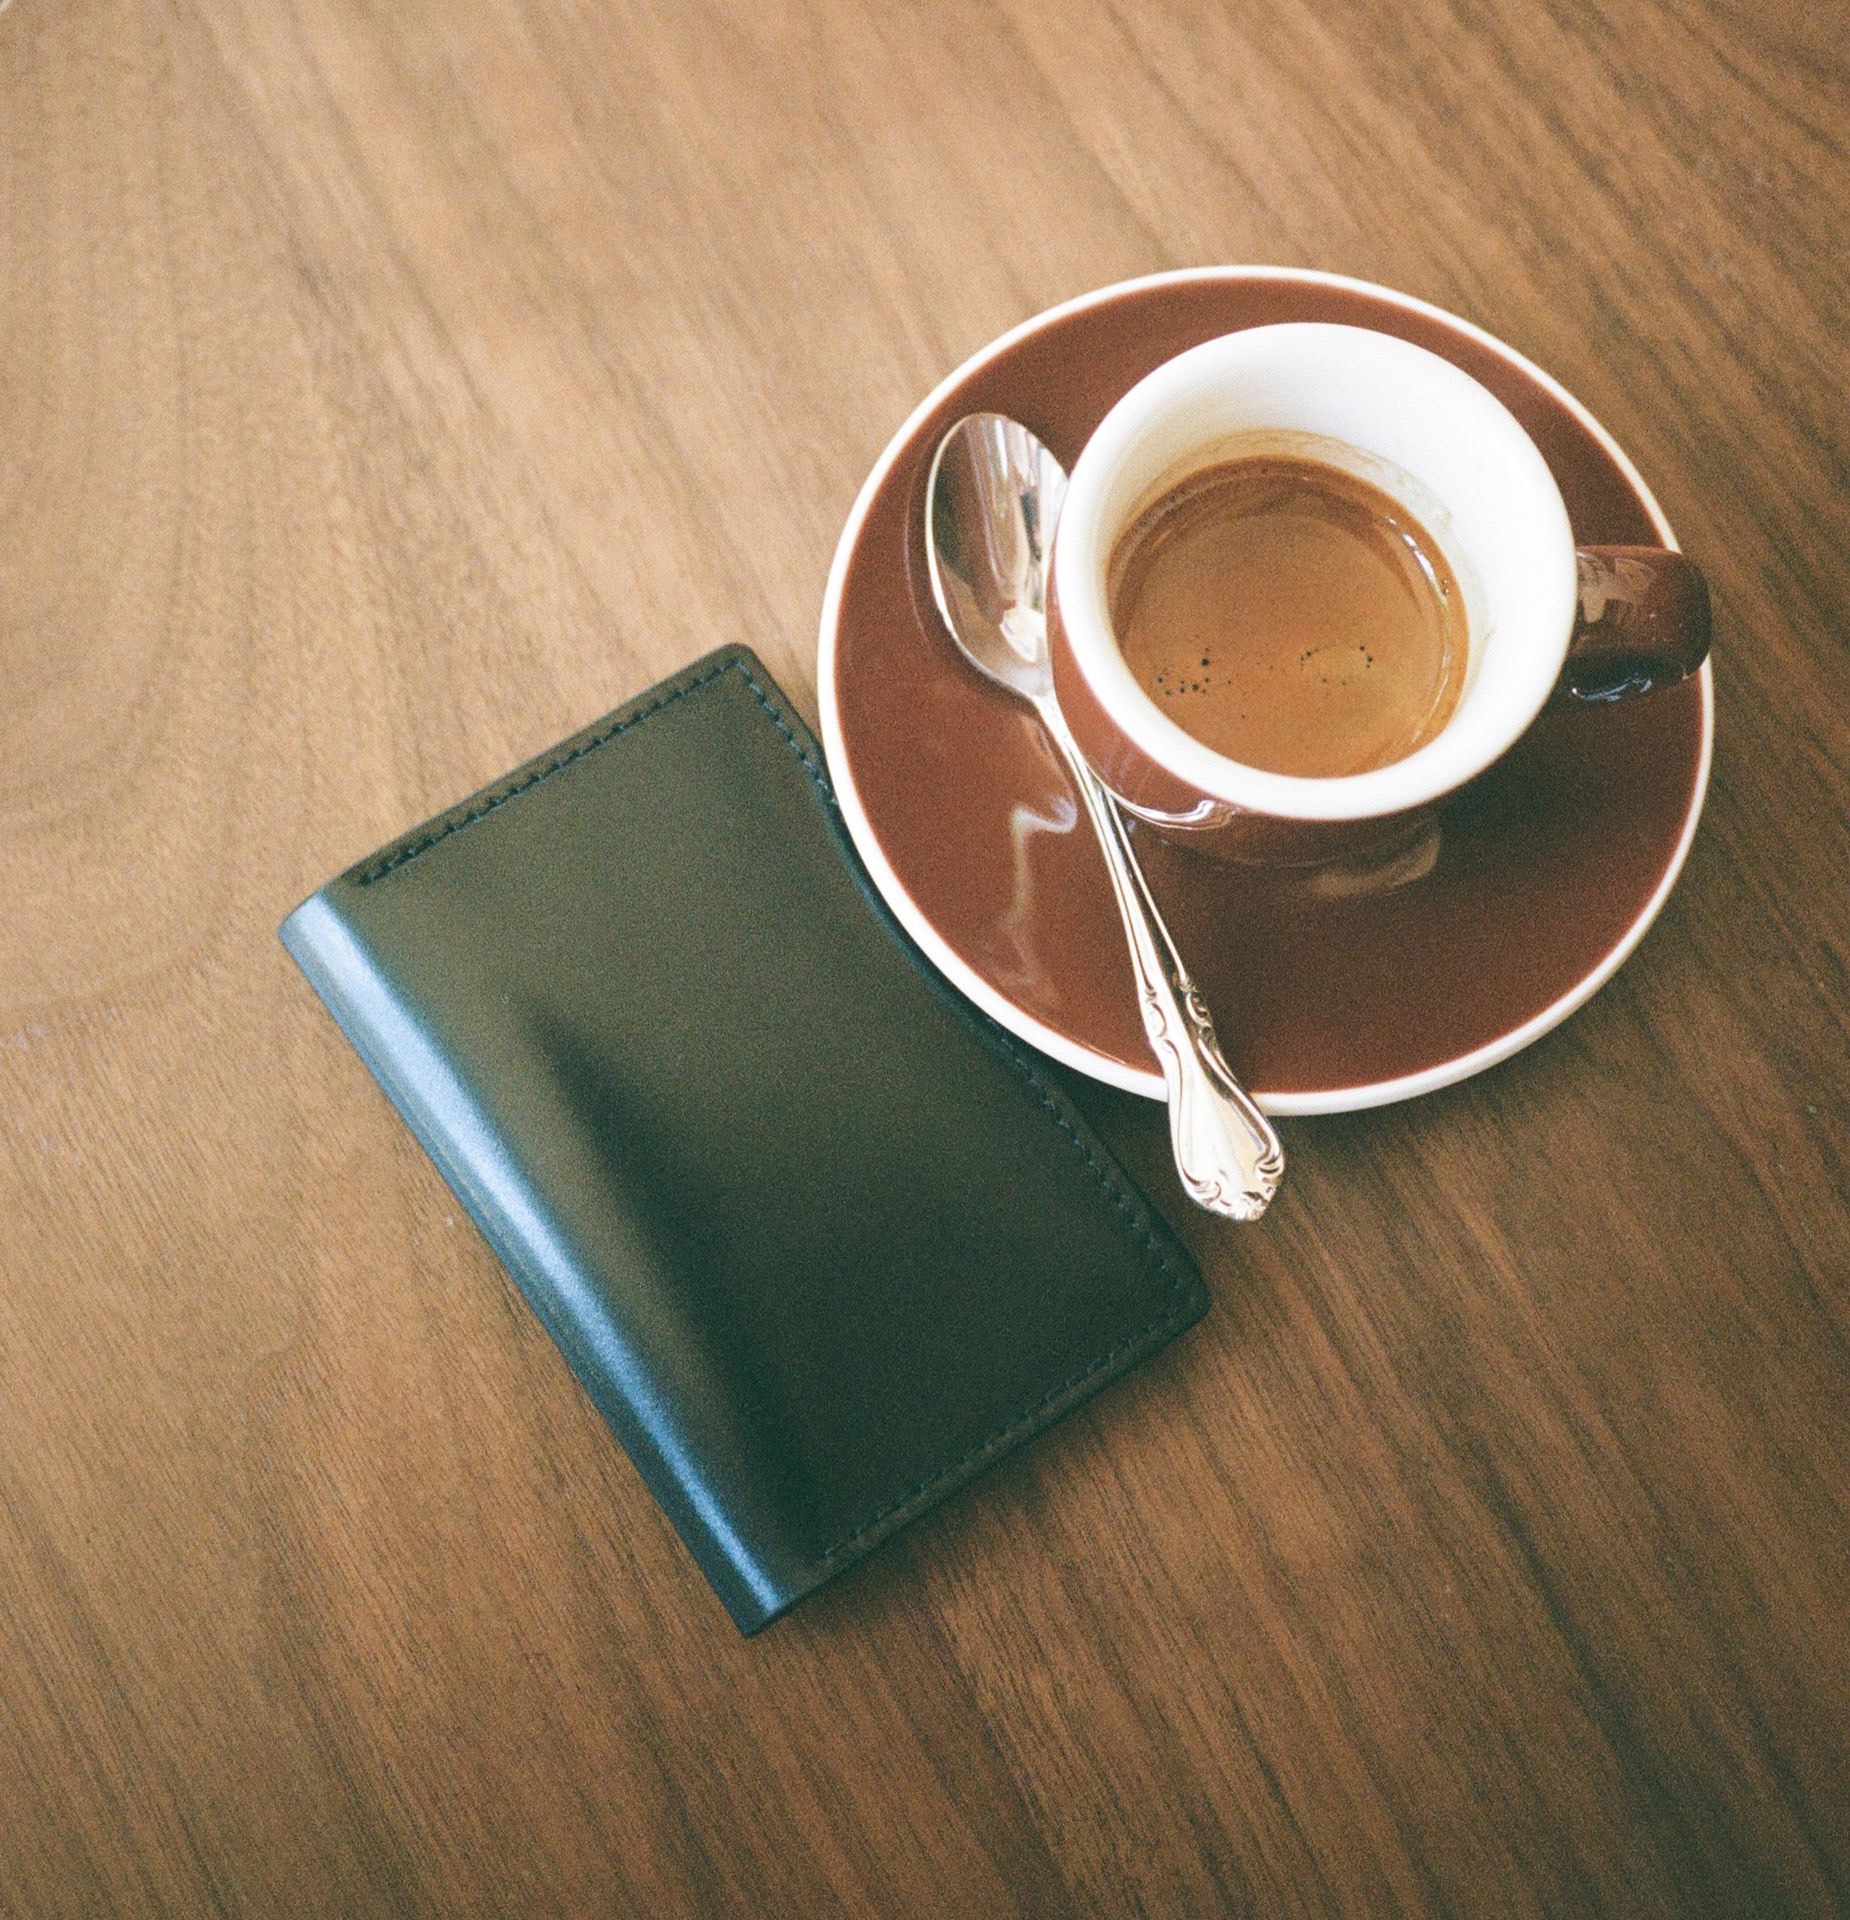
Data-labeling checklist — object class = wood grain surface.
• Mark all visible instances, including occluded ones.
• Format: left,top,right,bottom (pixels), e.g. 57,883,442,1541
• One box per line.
3,0,1846,1913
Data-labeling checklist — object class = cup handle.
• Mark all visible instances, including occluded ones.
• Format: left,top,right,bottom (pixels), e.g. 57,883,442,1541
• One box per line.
1552,547,1711,705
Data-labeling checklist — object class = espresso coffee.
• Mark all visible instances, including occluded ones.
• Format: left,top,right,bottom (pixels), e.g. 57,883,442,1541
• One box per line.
1109,454,1468,778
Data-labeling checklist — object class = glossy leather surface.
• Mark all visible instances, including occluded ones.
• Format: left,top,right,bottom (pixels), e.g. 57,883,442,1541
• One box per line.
281,648,1206,1633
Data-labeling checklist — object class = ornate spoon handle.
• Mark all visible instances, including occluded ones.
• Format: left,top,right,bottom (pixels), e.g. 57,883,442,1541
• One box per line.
1036,696,1285,1222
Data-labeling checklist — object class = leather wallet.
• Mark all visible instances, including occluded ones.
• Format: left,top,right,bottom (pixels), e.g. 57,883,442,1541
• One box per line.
281,647,1206,1632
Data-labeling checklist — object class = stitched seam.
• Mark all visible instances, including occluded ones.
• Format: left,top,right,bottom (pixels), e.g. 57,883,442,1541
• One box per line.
356,654,1199,1561
816,1304,1191,1562
354,657,771,883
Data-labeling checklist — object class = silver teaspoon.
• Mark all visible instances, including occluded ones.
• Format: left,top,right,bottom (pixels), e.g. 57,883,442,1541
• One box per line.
924,412,1285,1222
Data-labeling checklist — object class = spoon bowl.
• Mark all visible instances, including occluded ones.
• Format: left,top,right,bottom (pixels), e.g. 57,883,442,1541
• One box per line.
925,414,1067,705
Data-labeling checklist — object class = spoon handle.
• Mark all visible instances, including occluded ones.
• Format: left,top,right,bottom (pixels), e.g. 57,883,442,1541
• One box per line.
1036,697,1285,1223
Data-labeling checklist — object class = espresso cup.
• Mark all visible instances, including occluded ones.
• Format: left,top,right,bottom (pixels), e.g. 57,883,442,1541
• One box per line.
1048,322,1710,864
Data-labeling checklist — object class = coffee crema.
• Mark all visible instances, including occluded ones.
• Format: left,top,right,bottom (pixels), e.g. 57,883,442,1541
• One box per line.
1108,454,1468,778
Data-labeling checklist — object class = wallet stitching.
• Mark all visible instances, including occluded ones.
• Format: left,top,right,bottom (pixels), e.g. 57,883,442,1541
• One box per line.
814,1304,1195,1563
350,652,1199,1565
353,656,807,883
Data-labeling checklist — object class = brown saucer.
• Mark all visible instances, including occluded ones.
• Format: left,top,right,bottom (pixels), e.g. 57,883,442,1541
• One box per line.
818,270,1711,1113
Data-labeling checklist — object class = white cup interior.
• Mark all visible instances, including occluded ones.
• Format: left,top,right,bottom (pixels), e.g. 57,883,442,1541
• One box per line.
1055,323,1579,820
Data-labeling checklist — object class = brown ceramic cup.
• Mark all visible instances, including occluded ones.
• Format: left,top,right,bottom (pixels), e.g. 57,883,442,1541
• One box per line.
1048,323,1710,864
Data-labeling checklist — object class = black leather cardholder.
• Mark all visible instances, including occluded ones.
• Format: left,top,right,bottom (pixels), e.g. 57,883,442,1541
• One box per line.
281,647,1206,1632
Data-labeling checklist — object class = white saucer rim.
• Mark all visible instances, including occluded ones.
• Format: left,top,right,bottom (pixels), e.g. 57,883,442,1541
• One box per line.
816,266,1714,1115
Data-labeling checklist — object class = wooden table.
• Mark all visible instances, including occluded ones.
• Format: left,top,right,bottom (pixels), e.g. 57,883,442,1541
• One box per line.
4,1,1845,1912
